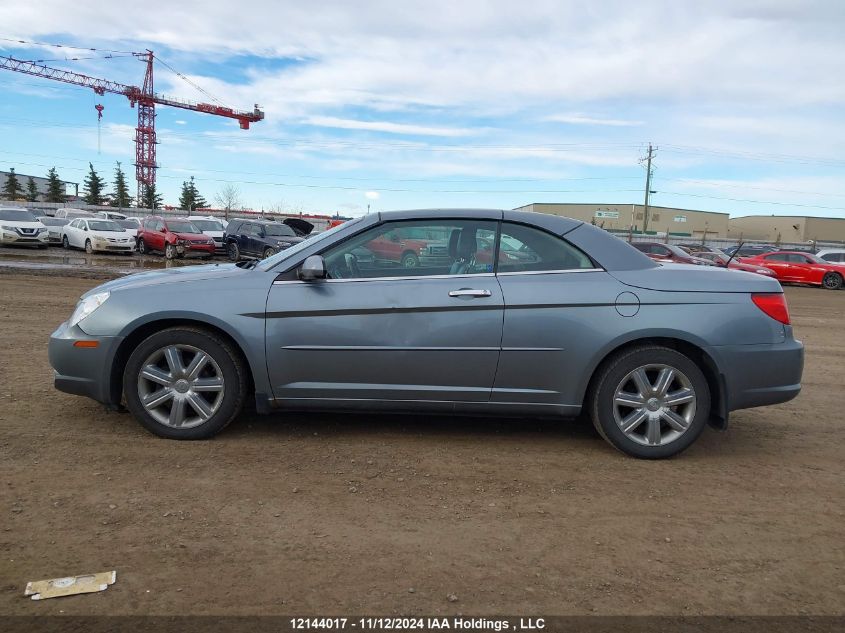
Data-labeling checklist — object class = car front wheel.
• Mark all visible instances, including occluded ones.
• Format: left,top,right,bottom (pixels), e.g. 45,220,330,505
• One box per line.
85,239,93,254
165,243,177,260
588,346,710,459
123,327,248,439
137,239,147,254
227,242,240,262
62,235,69,249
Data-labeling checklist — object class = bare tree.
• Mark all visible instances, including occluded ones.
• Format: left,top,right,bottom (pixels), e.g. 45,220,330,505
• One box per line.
214,184,242,220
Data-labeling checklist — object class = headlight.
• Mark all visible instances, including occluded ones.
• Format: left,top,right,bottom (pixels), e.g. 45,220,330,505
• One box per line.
1,225,15,231
37,227,48,234
207,239,214,245
68,291,110,328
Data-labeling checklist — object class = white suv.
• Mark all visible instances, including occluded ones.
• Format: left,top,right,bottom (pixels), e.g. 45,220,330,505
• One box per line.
187,215,226,253
816,248,845,264
0,207,49,248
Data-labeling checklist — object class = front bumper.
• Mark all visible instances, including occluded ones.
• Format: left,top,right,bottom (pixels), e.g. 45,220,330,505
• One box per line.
710,336,804,411
0,231,49,246
183,242,216,255
49,321,124,405
92,242,135,253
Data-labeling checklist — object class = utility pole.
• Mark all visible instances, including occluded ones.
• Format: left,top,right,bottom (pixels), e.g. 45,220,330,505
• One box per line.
641,143,655,233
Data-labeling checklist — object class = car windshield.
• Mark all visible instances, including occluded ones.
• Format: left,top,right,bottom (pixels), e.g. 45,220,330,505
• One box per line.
191,219,224,231
0,209,37,222
67,212,93,219
702,252,729,264
803,253,828,264
89,220,124,232
258,218,361,271
116,220,138,229
167,221,201,233
264,223,296,237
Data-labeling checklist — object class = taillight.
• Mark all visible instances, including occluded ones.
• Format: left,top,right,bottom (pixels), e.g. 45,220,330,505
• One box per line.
752,293,790,325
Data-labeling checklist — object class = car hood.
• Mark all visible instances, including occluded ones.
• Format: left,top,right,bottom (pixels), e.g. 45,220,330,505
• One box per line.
272,235,304,245
3,221,45,229
174,232,209,240
282,217,314,236
89,230,132,239
84,263,246,297
611,264,783,293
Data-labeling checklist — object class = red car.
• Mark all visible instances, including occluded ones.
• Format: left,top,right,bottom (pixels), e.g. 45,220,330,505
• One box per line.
687,250,777,278
631,242,714,266
137,216,216,260
740,251,845,289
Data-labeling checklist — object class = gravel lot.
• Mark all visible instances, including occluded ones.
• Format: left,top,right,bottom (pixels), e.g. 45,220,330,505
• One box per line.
0,267,843,616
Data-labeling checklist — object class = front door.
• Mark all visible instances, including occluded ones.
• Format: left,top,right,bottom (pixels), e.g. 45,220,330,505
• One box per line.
265,218,504,403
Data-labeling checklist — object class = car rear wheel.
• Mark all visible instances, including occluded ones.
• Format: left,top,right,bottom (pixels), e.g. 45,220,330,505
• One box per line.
263,247,276,259
85,239,93,254
227,242,240,262
588,346,710,459
165,243,176,260
822,272,843,290
137,238,147,254
123,327,248,439
62,235,69,249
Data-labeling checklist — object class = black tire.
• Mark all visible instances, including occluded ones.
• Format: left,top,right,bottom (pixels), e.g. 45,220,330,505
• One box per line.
85,239,93,254
401,251,420,268
137,238,147,255
588,345,711,459
263,247,276,259
822,272,843,290
165,243,176,260
123,327,248,440
62,235,70,249
227,242,240,262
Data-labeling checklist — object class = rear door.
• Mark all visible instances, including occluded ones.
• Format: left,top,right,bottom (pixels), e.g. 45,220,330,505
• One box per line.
760,253,792,280
492,219,614,411
265,216,504,403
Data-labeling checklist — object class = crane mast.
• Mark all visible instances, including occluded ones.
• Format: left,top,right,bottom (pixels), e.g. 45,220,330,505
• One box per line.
0,50,264,202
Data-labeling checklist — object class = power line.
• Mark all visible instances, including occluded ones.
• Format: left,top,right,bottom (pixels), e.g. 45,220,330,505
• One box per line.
0,36,136,55
153,53,226,106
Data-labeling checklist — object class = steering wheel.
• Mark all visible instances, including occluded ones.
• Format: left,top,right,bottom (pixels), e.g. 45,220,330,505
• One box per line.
327,252,362,279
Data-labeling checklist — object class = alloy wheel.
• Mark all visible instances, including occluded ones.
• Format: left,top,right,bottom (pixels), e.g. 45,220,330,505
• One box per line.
137,344,225,429
612,363,697,446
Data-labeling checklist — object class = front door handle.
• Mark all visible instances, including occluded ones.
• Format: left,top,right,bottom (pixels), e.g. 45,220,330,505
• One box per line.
449,289,492,297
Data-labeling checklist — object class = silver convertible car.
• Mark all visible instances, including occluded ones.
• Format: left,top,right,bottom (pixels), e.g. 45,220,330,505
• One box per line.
49,209,803,458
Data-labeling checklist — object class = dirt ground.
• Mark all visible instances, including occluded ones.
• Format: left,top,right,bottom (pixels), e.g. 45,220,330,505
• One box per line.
0,271,843,616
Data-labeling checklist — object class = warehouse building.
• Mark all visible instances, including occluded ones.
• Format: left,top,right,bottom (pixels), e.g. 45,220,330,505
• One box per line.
514,202,730,238
0,170,76,202
728,215,845,244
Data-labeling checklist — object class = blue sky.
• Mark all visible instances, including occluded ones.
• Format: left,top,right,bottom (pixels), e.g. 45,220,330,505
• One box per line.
1,0,843,217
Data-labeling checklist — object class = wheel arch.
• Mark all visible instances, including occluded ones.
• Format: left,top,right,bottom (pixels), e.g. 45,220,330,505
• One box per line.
109,315,257,408
581,334,728,430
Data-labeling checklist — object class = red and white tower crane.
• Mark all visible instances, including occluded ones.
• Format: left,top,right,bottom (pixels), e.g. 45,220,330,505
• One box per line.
0,50,264,201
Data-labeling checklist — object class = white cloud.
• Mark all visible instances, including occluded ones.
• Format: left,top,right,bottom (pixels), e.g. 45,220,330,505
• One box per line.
544,114,643,127
303,116,475,137
365,190,380,200
174,120,187,125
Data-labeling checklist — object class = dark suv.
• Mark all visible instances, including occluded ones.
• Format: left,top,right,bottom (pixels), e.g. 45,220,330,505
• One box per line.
223,218,310,261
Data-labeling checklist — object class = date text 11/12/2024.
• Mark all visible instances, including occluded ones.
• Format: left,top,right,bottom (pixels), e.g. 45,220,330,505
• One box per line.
289,617,546,631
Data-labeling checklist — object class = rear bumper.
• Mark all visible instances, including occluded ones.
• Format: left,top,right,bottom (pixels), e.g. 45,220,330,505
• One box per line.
49,321,124,405
709,337,804,411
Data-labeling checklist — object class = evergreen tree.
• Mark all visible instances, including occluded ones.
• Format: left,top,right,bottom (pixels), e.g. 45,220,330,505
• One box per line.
178,180,193,211
110,161,132,208
141,183,163,210
190,177,207,210
178,176,207,211
2,167,24,200
82,162,107,205
44,167,66,203
25,177,39,202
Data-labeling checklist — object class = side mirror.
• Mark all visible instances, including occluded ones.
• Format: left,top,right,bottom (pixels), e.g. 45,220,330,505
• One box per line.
298,255,327,281
160,227,167,233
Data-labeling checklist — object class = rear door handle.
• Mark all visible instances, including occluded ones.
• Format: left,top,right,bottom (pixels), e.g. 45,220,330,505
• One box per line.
449,289,492,297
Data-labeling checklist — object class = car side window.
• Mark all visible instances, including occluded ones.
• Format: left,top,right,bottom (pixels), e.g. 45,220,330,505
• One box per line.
319,219,498,279
497,223,594,273
766,253,789,262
